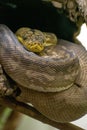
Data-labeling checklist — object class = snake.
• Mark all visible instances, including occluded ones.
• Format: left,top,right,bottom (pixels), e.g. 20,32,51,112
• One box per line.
0,24,87,123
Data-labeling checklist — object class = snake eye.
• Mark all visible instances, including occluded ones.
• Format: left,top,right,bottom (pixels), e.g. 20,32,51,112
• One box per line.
23,36,27,40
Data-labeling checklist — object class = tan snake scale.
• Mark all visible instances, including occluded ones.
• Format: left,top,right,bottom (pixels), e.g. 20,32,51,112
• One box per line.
0,24,87,122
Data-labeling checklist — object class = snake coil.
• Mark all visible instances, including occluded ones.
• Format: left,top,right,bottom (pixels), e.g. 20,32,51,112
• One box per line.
0,24,87,122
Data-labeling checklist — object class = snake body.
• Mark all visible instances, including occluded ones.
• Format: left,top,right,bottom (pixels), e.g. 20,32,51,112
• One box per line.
0,24,87,122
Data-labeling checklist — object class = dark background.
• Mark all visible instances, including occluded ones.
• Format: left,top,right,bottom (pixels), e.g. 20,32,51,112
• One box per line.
0,0,78,41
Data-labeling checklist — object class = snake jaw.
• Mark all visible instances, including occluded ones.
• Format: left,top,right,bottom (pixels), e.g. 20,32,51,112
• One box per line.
16,35,44,52
26,42,44,53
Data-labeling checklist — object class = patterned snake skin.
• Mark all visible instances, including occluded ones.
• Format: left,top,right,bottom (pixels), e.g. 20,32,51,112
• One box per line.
0,24,87,122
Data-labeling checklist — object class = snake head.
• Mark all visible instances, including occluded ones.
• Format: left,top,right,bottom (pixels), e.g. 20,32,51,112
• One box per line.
15,27,58,53
15,27,46,53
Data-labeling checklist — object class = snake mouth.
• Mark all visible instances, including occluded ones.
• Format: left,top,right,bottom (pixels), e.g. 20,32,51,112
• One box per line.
26,42,44,53
16,35,44,53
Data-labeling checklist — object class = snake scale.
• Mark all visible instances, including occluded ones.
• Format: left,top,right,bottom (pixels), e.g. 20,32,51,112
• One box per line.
0,24,87,122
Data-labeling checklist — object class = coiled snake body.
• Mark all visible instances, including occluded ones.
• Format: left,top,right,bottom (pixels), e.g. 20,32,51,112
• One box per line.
0,24,87,122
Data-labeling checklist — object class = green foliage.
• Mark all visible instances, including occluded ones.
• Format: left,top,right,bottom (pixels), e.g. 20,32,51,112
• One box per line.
0,108,12,130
